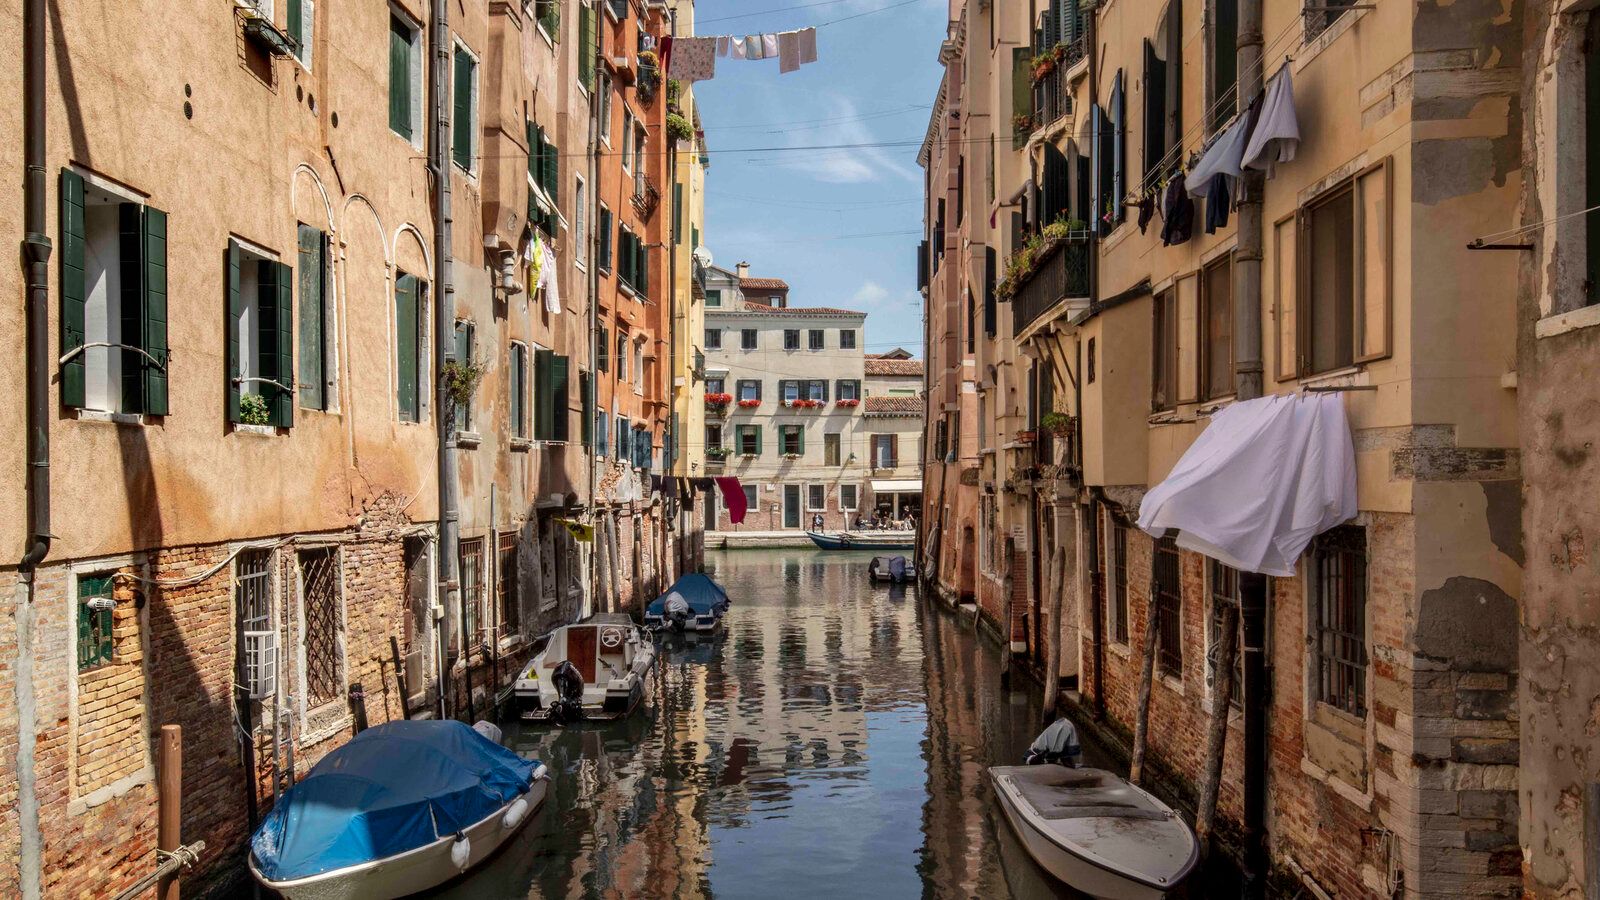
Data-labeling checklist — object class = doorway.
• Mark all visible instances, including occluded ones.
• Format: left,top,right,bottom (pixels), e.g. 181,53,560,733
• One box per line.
783,484,802,529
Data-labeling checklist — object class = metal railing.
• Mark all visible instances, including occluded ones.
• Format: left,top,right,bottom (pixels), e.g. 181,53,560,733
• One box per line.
1032,62,1072,127
1010,236,1091,337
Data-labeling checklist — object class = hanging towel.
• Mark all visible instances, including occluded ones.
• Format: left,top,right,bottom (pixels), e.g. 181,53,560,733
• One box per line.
1186,103,1256,198
538,240,562,313
762,33,779,58
798,27,818,65
715,477,748,524
668,36,717,83
716,36,731,57
729,36,748,59
778,30,802,74
743,35,764,59
1243,67,1301,175
659,35,674,73
528,234,545,291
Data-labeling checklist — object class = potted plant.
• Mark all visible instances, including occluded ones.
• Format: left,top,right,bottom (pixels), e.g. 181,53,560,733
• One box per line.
239,394,272,426
667,111,693,144
1012,112,1035,133
1031,51,1056,81
737,398,761,408
637,50,661,102
707,447,732,460
441,358,486,419
1040,411,1075,437
705,391,733,408
835,398,860,408
1016,429,1037,444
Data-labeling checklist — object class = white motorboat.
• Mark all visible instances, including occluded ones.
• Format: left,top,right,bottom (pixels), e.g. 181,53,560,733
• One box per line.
248,720,549,900
868,555,916,583
514,613,657,722
990,765,1198,899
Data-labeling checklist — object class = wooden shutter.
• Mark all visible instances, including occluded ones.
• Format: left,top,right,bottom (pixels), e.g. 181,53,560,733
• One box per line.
1176,272,1199,404
272,261,294,427
635,237,648,296
552,353,570,441
543,131,559,205
297,224,326,411
59,169,87,408
890,434,900,467
754,425,763,456
797,426,805,455
1354,160,1392,363
1012,47,1032,148
389,17,411,139
598,207,612,269
534,348,555,440
527,121,540,180
1273,213,1298,381
141,206,169,416
579,369,593,446
118,205,146,412
1164,0,1183,152
226,240,243,422
395,273,419,421
579,2,596,90
1111,70,1125,224
452,47,472,169
1143,39,1167,179
673,182,683,244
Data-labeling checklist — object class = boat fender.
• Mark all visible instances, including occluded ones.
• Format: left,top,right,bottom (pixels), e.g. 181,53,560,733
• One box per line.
532,763,550,782
450,834,471,870
502,797,530,830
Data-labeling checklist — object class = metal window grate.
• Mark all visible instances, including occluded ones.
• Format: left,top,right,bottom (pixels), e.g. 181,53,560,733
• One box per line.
1314,526,1368,717
1153,536,1183,677
1110,518,1129,644
1208,560,1243,709
77,573,116,672
460,538,486,650
497,532,519,635
237,550,277,700
299,547,343,707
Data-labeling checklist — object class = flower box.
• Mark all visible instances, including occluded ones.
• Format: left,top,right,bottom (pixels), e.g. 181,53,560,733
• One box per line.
737,399,761,408
785,398,823,409
1016,430,1037,444
835,398,860,408
705,392,733,408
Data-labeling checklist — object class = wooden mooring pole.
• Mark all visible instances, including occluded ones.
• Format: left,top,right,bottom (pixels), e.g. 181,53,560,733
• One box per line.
157,724,181,900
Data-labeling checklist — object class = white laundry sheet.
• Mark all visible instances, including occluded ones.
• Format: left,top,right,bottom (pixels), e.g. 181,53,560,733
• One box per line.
1136,393,1356,577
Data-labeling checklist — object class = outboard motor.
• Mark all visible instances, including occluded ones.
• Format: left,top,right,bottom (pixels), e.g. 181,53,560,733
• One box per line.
1024,717,1084,768
549,660,586,726
664,592,692,633
888,556,907,583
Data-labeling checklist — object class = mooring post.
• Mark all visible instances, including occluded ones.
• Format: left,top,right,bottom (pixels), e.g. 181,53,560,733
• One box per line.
157,724,181,900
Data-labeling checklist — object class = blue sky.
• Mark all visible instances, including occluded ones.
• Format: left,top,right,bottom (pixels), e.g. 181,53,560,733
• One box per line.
690,0,946,357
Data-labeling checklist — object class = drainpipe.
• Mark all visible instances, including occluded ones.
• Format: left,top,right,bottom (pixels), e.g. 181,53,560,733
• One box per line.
16,0,53,895
429,0,460,718
586,7,601,615
1234,0,1269,895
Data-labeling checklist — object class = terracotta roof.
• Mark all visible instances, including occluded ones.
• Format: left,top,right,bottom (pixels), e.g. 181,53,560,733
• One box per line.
864,395,923,415
865,358,924,376
737,302,865,316
867,348,915,360
740,277,790,291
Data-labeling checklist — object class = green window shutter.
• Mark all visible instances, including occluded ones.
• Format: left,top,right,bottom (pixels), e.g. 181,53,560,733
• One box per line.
552,354,570,441
273,261,295,427
395,273,419,422
59,169,87,408
797,426,805,455
226,240,242,423
673,183,683,244
635,238,648,296
527,120,539,180
691,225,699,253
579,3,596,90
754,425,763,456
598,207,612,269
452,47,473,170
534,348,554,441
297,224,325,411
1012,47,1033,149
545,132,559,206
389,17,412,140
288,0,303,50
579,370,593,447
142,207,169,415
453,321,473,431
117,204,146,413
618,230,631,286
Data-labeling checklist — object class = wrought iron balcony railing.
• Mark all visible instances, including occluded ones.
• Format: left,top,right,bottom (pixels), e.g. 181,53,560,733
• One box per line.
1011,236,1091,337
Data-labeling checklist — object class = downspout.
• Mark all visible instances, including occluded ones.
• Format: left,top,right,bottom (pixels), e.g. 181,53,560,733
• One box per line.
1234,0,1269,895
430,0,460,718
586,7,602,614
17,0,52,893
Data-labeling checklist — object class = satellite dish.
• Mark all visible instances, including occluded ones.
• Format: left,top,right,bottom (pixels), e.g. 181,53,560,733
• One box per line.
693,246,713,268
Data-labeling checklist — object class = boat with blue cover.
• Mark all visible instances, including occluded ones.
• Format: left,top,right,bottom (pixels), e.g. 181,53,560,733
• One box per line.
248,719,550,900
644,573,732,633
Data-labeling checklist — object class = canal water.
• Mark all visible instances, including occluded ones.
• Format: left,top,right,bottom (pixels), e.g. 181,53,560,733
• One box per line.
428,549,1097,899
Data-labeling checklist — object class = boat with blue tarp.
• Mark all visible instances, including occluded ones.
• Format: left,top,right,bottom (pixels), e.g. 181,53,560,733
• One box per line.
248,719,549,900
644,572,732,633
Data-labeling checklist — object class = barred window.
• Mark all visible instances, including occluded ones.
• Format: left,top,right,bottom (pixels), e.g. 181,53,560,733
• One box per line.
1208,560,1243,709
77,573,117,672
1152,534,1182,677
497,531,519,635
460,538,486,650
1312,525,1368,717
1107,512,1129,644
298,547,344,707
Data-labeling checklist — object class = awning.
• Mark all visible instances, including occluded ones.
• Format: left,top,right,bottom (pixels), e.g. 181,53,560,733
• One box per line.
1136,394,1356,576
871,479,923,493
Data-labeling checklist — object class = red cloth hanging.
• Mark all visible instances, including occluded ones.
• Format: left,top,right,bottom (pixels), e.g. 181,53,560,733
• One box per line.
715,477,747,524
660,35,674,74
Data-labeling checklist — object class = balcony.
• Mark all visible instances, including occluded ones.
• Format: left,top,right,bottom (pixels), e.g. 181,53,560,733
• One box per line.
1031,62,1072,131
1010,235,1090,338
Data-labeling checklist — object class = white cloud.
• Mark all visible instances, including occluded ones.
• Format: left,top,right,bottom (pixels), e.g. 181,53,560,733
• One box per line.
852,281,890,304
777,95,921,185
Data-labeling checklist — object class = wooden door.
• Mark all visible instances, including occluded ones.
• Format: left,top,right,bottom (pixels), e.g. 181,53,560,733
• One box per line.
566,626,598,683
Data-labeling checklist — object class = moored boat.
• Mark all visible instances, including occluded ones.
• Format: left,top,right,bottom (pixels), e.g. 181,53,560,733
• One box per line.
989,765,1198,899
867,555,916,583
807,530,916,551
248,719,549,900
513,613,656,723
644,572,732,632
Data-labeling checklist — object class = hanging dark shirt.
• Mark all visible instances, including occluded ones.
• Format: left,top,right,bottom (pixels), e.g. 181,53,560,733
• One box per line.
1204,174,1231,234
1160,174,1194,246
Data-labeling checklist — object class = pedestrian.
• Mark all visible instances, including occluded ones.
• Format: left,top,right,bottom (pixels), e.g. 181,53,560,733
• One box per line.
811,512,824,532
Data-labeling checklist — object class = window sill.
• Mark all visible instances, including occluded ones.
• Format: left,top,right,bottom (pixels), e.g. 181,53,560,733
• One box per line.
536,24,555,48
456,431,482,449
1147,411,1183,426
451,160,477,180
1298,366,1367,389
233,423,280,437
75,409,149,426
497,633,527,655
1535,303,1600,339
1294,6,1368,77
1299,755,1373,812
1159,673,1185,696
511,438,533,452
1106,641,1132,660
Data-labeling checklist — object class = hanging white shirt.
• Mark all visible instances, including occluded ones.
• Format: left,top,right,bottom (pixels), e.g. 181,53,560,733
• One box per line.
538,240,562,314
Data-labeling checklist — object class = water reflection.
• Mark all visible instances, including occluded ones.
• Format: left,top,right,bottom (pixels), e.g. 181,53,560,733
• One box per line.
428,549,1084,900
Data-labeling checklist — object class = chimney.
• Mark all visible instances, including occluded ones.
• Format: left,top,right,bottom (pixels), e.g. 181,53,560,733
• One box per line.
736,261,750,279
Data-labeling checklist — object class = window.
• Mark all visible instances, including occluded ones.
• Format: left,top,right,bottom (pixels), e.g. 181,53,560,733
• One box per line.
615,415,630,462
808,329,825,350
574,177,587,267
497,531,519,636
227,240,295,428
452,320,475,432
57,171,169,416
1208,0,1238,131
742,484,759,512
622,110,636,172
1311,526,1368,718
510,343,528,439
597,325,609,372
451,43,479,172
737,379,761,402
1201,254,1234,400
632,120,648,188
807,484,826,511
1305,0,1355,41
1151,287,1177,411
1153,535,1182,678
706,376,725,394
395,270,425,423
738,424,761,455
871,434,898,468
808,380,827,402
824,432,841,466
780,425,804,456
598,70,613,145
236,550,276,699
840,484,858,510
741,328,758,350
77,573,116,671
297,224,329,411
458,538,485,651
389,10,422,142
783,329,800,350
577,0,596,89
632,340,645,395
1587,15,1600,308
596,407,608,456
706,288,723,308
706,423,723,451
1208,560,1244,708
616,331,628,382
1108,514,1129,643
836,379,861,401
704,327,721,350
1304,184,1355,375
782,380,800,404
839,328,857,349
299,547,344,706
597,205,613,271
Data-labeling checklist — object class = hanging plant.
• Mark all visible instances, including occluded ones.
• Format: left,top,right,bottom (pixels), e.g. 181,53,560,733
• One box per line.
1040,411,1076,436
239,394,272,426
1012,113,1036,133
636,51,661,102
666,79,683,111
667,111,694,144
441,359,487,412
707,447,732,460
